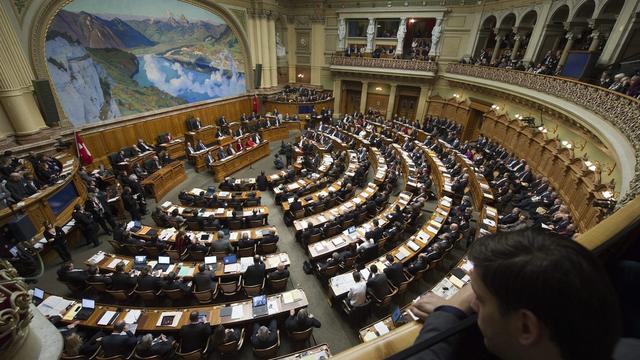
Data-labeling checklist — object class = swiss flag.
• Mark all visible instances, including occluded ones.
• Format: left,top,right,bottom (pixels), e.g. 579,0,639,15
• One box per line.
75,132,93,165
252,94,259,113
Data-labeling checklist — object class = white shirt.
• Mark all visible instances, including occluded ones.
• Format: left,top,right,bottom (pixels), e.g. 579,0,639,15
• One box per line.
348,280,367,306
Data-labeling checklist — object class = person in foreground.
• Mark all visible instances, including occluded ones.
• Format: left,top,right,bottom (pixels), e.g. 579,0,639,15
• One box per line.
406,228,632,360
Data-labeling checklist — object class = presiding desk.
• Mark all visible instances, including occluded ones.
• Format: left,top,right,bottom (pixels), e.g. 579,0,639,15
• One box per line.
38,288,308,331
159,139,185,160
115,150,155,174
185,125,217,147
212,141,270,182
188,145,220,172
141,161,187,201
259,125,289,142
85,251,290,279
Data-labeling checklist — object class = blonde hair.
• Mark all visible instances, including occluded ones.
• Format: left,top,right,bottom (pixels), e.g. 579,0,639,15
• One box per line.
64,333,82,356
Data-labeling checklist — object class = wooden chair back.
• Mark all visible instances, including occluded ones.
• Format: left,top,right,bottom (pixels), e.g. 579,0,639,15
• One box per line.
247,219,264,228
237,245,255,257
162,288,187,301
134,289,157,303
257,242,277,255
228,220,243,230
268,276,288,293
252,330,280,358
215,328,245,355
86,280,108,293
220,277,241,296
242,279,264,296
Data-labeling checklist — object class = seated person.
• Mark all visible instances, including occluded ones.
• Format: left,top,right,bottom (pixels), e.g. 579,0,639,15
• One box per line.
160,271,192,295
267,262,289,281
366,264,391,300
383,254,406,286
246,137,256,148
196,140,207,152
251,319,278,349
57,262,88,287
135,334,175,359
406,253,429,276
237,233,254,250
188,237,208,253
218,147,227,160
211,230,234,254
193,263,217,291
285,308,321,333
100,321,138,358
244,255,266,286
136,266,162,292
110,262,136,291
87,265,112,286
347,271,368,307
212,325,242,346
179,311,212,352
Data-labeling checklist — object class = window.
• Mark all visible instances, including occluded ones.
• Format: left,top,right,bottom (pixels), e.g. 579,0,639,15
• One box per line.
376,19,400,38
347,19,368,37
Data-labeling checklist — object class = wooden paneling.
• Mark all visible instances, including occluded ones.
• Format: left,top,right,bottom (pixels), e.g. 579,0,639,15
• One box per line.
82,97,251,168
366,93,389,114
426,96,471,131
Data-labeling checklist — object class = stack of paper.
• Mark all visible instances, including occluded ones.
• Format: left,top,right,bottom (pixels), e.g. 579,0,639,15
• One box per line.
240,257,254,272
231,305,244,319
87,252,106,265
224,263,240,273
124,310,141,324
37,296,73,317
97,311,118,326
374,322,390,335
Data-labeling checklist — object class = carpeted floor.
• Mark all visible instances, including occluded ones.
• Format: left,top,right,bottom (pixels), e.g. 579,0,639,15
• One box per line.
32,132,467,359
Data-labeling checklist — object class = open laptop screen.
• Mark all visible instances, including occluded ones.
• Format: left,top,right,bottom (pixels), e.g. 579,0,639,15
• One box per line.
82,299,95,309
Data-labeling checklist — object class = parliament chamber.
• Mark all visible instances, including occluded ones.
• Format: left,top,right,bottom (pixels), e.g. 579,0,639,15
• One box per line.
0,0,639,359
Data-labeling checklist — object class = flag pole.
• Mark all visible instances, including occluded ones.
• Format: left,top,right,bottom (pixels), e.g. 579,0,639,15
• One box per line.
73,129,81,160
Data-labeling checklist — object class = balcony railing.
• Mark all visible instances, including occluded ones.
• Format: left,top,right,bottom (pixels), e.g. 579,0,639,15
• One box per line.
446,63,640,206
329,54,438,73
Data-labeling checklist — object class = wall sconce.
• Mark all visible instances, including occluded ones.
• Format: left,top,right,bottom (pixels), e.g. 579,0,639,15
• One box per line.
409,18,416,23
452,93,461,99
561,140,573,149
537,126,548,134
550,123,559,134
375,86,383,91
297,73,304,79
491,104,501,111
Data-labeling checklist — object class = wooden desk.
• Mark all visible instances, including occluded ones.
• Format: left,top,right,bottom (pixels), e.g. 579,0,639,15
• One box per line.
130,224,276,245
185,188,261,204
216,135,234,148
453,151,494,207
282,120,303,132
212,141,270,182
86,251,290,279
282,178,346,212
115,151,155,174
160,202,269,225
40,288,308,331
272,344,331,360
159,139,185,160
259,126,289,142
308,193,413,261
476,205,499,238
185,125,217,147
141,161,187,201
189,146,219,172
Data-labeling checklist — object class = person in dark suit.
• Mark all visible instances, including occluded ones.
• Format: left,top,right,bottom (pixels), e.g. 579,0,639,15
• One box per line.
194,263,217,291
383,254,406,286
218,147,227,160
267,262,289,281
122,187,141,221
161,271,192,294
256,171,268,191
57,262,88,286
289,196,302,212
136,139,153,152
72,204,100,247
85,194,112,235
44,222,71,262
100,321,138,358
217,116,228,127
500,208,521,226
244,255,266,286
5,173,28,201
87,265,112,286
365,220,384,242
367,264,391,300
188,237,208,254
251,319,278,349
196,140,207,152
136,266,162,292
110,262,136,291
211,231,234,254
135,333,175,358
285,308,321,333
407,253,429,276
179,311,212,353
237,233,254,250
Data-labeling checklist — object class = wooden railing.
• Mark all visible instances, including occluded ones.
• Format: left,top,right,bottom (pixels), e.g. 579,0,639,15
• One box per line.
329,54,438,73
445,63,640,207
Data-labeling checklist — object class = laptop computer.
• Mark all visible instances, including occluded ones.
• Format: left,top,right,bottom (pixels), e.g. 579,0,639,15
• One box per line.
347,226,356,234
252,295,268,317
223,254,237,265
74,298,96,320
32,287,44,305
134,255,147,271
391,306,405,327
153,256,171,272
204,256,217,271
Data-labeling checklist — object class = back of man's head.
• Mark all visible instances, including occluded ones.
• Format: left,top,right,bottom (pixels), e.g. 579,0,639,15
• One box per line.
468,228,620,360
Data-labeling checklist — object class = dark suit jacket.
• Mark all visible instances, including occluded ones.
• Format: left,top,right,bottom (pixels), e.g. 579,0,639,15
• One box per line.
285,315,321,332
137,274,162,292
289,201,302,212
268,269,289,281
251,322,278,349
384,263,405,286
101,331,138,357
408,308,469,360
59,269,89,285
111,272,136,291
194,270,216,291
367,273,391,299
244,263,266,286
179,323,212,353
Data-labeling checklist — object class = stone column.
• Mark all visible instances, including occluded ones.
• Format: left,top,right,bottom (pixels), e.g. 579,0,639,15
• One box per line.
360,81,368,113
558,31,575,67
268,17,278,87
0,5,47,143
287,19,297,83
511,34,523,60
333,78,342,117
415,86,430,122
395,17,407,57
588,30,601,52
250,15,264,87
259,16,272,87
246,16,257,73
490,33,504,64
386,84,397,121
310,19,326,86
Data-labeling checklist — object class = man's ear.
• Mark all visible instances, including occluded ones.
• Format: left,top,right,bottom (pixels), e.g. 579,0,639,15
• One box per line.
517,309,542,346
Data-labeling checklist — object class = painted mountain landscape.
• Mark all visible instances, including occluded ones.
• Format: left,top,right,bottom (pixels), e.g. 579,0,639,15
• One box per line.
45,0,246,125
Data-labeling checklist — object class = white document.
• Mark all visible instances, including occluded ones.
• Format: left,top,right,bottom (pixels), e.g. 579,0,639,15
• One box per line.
240,257,253,272
483,219,496,227
231,305,244,319
98,311,117,326
37,296,73,317
224,263,240,273
407,240,420,252
124,309,141,324
267,298,279,315
87,252,106,265
374,322,390,336
107,258,128,268
426,225,439,234
156,311,182,327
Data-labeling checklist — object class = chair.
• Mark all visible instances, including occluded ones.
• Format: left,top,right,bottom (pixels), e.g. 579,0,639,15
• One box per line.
193,282,218,304
106,287,135,302
242,278,265,296
134,352,162,360
395,271,414,296
413,265,430,281
257,242,277,255
86,280,108,293
208,250,228,258
237,245,255,257
228,220,243,230
161,288,188,302
96,348,135,360
342,298,372,326
324,225,341,237
62,345,101,360
293,209,305,219
108,240,125,253
252,330,280,359
308,232,322,244
318,264,339,281
267,276,288,293
124,243,142,255
370,284,398,312
342,218,354,229
339,256,357,272
143,246,161,258
215,328,245,358
175,336,210,360
288,327,317,347
189,250,207,262
186,220,200,231
247,219,264,228
166,248,187,262
220,276,242,297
